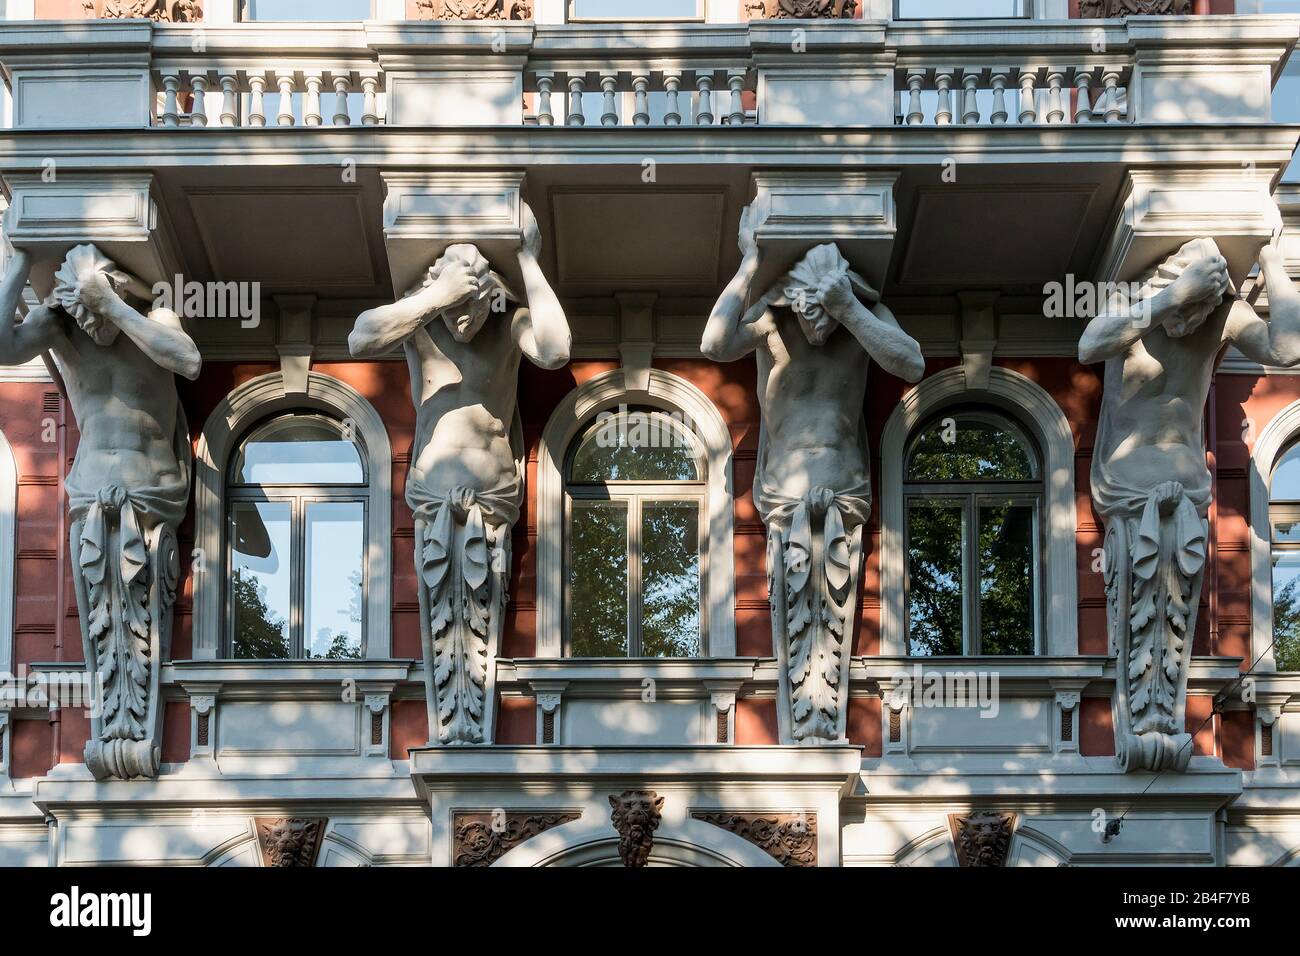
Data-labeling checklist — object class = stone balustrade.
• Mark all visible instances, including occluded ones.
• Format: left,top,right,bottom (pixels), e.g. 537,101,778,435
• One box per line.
0,15,1293,131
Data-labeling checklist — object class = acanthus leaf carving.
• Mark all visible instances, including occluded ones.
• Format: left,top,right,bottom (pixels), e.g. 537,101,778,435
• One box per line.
453,811,580,866
693,812,817,867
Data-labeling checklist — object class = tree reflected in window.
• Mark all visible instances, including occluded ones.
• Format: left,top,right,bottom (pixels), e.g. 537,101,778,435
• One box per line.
1269,443,1300,671
566,408,704,657
904,410,1041,656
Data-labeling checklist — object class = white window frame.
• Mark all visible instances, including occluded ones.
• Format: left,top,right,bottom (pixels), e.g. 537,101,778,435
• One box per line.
880,366,1078,657
192,371,392,661
1248,397,1300,672
537,368,735,658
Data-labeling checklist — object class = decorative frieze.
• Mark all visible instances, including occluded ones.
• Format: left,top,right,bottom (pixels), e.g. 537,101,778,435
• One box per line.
452,811,579,866
746,0,857,18
1078,0,1191,16
693,812,817,867
255,818,326,868
609,790,664,868
949,811,1017,868
96,0,202,20
414,0,532,19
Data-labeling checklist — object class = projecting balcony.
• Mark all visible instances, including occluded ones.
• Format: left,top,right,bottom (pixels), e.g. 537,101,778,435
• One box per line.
0,15,1295,311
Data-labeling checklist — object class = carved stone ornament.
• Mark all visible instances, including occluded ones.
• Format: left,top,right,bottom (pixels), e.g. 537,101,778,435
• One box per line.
1082,237,1300,771
746,0,857,18
453,811,580,866
96,0,203,20
693,812,817,867
255,818,326,868
703,228,923,745
948,811,1017,868
348,203,570,747
414,0,532,20
1077,0,1191,16
609,790,665,867
2,244,201,781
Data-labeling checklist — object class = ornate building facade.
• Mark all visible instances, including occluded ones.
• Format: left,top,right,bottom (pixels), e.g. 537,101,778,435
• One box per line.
0,0,1298,868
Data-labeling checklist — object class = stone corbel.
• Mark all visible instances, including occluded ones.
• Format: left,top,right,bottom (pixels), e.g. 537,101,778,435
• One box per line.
362,690,392,759
746,170,898,298
273,295,315,395
705,680,743,745
531,682,566,745
958,292,998,391
3,172,183,297
1052,684,1085,756
878,679,909,757
1095,169,1280,291
182,682,221,763
616,292,658,393
1256,695,1288,770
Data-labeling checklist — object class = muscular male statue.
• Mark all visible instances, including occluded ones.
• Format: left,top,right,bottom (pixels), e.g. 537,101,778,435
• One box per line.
702,204,924,742
350,203,570,745
0,243,200,780
1081,239,1300,771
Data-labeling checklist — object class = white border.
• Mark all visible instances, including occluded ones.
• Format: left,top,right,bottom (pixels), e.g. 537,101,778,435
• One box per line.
535,368,736,658
190,371,393,660
878,365,1079,656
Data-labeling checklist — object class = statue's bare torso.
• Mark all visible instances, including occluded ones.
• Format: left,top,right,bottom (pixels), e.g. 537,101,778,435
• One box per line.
756,317,870,498
405,314,522,495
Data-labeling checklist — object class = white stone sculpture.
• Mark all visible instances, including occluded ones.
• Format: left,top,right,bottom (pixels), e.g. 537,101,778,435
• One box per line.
702,205,924,743
350,203,570,746
1080,239,1300,772
0,243,200,780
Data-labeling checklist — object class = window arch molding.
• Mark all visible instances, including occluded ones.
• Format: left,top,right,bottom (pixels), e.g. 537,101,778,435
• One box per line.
0,425,14,684
1247,397,1300,673
537,368,736,658
191,371,392,660
879,366,1078,657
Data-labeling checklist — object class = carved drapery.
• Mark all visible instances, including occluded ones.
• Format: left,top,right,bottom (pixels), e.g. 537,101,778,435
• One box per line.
609,790,664,868
95,0,202,20
414,0,532,19
1078,0,1192,16
693,812,817,867
949,811,1017,868
453,811,580,866
746,0,857,18
255,818,326,867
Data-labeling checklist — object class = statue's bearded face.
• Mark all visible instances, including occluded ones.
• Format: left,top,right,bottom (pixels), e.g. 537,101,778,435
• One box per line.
75,309,121,348
427,243,517,344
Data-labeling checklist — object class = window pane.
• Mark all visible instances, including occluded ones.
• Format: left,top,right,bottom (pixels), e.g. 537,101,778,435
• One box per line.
230,501,292,659
897,0,1026,15
244,0,372,19
906,500,964,655
907,415,1035,481
233,416,364,485
1273,443,1300,500
1273,551,1300,672
304,502,365,660
569,501,629,656
641,501,701,657
571,0,699,17
978,503,1035,655
569,412,700,482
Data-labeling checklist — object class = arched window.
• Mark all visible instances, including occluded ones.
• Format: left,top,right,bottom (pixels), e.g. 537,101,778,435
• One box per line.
903,408,1042,656
225,413,368,660
1269,442,1300,671
564,407,706,658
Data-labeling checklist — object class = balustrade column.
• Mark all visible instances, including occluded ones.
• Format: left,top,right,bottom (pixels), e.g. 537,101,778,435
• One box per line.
248,74,267,126
1046,69,1066,124
276,71,296,127
696,73,715,125
160,72,180,127
990,70,1009,125
219,73,238,127
360,71,380,125
904,70,925,126
961,71,980,125
727,70,745,126
663,72,683,126
536,72,556,126
1073,70,1093,125
303,72,323,126
600,73,619,127
332,75,352,126
567,75,586,126
1102,70,1122,124
189,73,208,127
1018,69,1038,124
632,75,650,126
934,69,954,126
